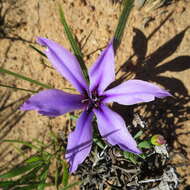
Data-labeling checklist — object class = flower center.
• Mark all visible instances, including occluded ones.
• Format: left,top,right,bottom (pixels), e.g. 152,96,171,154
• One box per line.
82,90,104,111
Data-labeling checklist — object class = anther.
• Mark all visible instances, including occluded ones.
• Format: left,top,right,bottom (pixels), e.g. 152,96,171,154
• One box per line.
81,99,89,103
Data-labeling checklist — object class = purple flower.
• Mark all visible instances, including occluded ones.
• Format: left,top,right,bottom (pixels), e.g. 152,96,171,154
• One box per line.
21,37,171,173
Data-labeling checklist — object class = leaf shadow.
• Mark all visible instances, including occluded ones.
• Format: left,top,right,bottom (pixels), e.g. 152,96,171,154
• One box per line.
0,89,30,173
0,90,27,141
113,12,190,181
119,26,190,95
0,0,33,43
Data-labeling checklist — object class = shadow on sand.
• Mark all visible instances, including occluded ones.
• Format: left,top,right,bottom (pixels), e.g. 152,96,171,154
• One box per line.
112,12,190,186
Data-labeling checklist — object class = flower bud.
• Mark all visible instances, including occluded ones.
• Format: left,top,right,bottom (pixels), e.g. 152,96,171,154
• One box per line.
151,135,166,146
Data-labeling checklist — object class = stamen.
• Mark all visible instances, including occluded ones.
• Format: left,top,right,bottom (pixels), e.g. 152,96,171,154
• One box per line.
81,99,89,103
81,90,102,111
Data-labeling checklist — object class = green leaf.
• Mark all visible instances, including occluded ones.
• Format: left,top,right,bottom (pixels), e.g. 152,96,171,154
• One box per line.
39,165,49,181
54,162,59,188
93,137,105,150
26,156,44,163
62,163,69,187
59,181,82,190
134,130,143,139
136,153,146,159
37,165,50,190
37,183,47,190
68,114,78,121
59,6,89,83
0,165,46,189
3,139,40,150
13,184,39,190
138,140,152,149
13,183,50,190
114,0,134,51
0,67,51,89
29,45,47,58
123,151,138,164
0,161,43,179
18,166,44,184
0,84,37,93
0,181,16,188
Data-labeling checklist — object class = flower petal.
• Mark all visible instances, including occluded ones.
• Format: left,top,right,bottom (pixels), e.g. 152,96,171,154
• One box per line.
89,41,115,94
93,105,141,154
37,37,88,93
103,80,171,105
65,111,93,173
20,89,84,117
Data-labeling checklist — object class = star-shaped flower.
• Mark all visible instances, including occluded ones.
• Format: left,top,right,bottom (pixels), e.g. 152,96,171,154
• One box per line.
21,38,171,172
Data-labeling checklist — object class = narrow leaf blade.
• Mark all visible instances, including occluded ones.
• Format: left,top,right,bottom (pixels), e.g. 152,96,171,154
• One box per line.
59,6,89,83
0,68,51,89
18,165,44,184
138,140,152,149
3,139,40,150
37,165,49,190
123,151,138,164
60,181,82,190
134,130,143,139
29,45,47,58
114,0,134,51
0,181,16,188
62,163,69,187
0,162,43,179
0,83,37,93
26,156,44,163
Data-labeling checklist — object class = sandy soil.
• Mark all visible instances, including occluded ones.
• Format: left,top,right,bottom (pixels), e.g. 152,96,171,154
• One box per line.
0,0,190,189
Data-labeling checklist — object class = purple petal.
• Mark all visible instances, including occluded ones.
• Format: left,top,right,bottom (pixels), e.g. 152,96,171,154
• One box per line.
65,111,93,173
37,37,88,93
20,89,84,117
89,41,115,94
93,105,141,154
103,80,171,105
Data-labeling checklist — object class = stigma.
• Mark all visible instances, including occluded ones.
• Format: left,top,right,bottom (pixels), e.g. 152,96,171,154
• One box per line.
81,90,105,111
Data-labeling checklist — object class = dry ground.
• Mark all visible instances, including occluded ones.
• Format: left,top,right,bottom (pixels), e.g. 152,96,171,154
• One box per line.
0,0,190,189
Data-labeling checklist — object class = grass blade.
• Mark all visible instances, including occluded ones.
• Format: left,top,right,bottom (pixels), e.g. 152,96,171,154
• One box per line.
134,130,143,139
13,183,50,190
29,45,47,58
93,137,105,150
59,6,89,83
26,156,44,163
0,161,43,179
62,162,69,187
59,181,82,190
37,165,50,190
0,68,51,89
123,151,138,164
18,166,44,184
114,0,134,51
0,84,37,93
138,140,152,149
0,166,45,189
3,139,40,150
68,114,78,121
0,181,16,188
